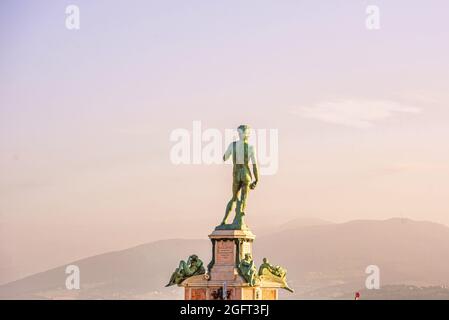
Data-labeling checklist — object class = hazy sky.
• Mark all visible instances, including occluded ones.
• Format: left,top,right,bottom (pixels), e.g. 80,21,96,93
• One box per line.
1,0,449,283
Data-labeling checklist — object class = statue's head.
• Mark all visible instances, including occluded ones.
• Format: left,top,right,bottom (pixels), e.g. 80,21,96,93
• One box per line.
190,254,198,262
244,253,252,261
237,125,251,141
263,257,269,264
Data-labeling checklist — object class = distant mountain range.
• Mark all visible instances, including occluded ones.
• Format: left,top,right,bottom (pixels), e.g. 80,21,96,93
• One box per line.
1,218,449,299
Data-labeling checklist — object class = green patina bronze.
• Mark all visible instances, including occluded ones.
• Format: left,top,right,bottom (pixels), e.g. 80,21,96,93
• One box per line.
166,254,205,287
258,257,294,292
238,253,258,286
217,125,259,230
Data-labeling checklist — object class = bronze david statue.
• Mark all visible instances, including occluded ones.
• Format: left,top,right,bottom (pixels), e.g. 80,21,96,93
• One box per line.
166,123,294,299
218,125,259,230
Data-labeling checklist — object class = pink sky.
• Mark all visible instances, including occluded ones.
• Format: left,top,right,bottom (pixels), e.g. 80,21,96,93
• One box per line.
1,0,449,284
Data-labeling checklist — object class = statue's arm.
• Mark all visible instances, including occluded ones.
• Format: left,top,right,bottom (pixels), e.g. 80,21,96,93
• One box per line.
223,143,233,161
249,260,255,268
252,164,259,182
250,146,259,183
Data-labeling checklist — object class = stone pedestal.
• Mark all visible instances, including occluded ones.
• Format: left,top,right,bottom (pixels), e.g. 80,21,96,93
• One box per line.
180,228,282,300
208,229,255,281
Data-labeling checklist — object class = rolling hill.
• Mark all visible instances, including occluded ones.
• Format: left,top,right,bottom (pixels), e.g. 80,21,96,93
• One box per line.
1,218,449,299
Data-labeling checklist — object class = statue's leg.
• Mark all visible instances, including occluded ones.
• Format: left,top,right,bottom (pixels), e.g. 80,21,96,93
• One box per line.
167,266,182,286
250,270,257,286
221,182,241,224
240,183,249,214
166,272,175,286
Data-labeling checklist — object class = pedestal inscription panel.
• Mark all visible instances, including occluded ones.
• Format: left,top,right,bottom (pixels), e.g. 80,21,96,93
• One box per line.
216,240,235,265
